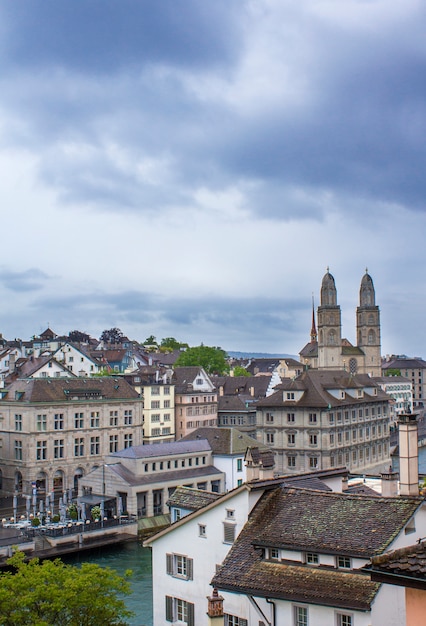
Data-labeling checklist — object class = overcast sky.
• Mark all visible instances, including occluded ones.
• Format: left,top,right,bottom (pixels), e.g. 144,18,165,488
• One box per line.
0,1,425,357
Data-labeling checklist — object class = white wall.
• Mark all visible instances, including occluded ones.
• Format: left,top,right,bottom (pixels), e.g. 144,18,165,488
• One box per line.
149,488,258,626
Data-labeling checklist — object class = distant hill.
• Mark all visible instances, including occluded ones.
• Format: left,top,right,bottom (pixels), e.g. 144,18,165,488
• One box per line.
227,351,298,360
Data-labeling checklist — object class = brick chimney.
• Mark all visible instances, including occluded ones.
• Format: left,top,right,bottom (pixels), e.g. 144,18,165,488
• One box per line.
207,588,224,626
398,411,419,497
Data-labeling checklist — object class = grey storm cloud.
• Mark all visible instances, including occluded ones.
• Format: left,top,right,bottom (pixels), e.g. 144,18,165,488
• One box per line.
1,2,426,219
0,268,51,292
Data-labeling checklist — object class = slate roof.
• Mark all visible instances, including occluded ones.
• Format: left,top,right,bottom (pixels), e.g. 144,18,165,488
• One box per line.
212,486,387,610
110,439,211,459
213,375,271,398
181,427,264,456
245,359,281,375
106,463,222,487
369,541,426,588
1,377,140,402
217,395,250,412
382,357,426,371
167,486,221,510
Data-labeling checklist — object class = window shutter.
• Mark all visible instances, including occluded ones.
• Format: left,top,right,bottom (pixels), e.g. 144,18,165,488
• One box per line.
165,596,173,622
187,601,195,626
166,553,173,575
223,522,236,543
187,557,193,580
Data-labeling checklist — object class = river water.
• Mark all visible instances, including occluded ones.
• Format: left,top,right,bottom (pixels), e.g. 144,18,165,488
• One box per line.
63,541,153,626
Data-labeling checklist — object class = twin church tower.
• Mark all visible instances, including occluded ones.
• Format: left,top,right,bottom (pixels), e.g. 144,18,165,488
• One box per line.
299,269,381,377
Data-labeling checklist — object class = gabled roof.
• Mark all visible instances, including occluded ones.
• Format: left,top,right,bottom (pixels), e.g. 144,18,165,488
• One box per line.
110,439,211,459
167,486,221,511
173,366,215,392
212,486,423,610
181,427,264,456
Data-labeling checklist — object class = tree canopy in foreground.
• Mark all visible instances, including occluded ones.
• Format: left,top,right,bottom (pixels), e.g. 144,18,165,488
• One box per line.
174,344,229,375
0,550,133,626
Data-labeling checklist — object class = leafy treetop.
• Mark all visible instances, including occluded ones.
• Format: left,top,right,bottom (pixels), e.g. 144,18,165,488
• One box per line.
100,328,124,344
232,365,251,377
174,344,229,375
0,550,133,626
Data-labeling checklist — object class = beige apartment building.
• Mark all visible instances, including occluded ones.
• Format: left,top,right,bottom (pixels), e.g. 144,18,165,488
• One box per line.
0,377,143,497
124,368,175,444
256,369,391,474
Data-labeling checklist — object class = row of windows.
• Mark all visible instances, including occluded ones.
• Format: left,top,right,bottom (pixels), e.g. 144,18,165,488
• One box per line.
329,405,387,423
16,410,135,432
150,413,171,422
150,386,170,395
185,404,215,416
14,434,134,460
268,549,351,570
150,427,171,436
143,456,207,472
151,400,168,409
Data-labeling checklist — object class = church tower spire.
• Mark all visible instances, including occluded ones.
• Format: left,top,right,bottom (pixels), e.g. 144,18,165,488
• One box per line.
310,294,317,343
356,269,381,376
317,268,342,369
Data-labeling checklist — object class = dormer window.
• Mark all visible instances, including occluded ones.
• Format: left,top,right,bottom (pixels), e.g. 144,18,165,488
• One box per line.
269,548,279,560
287,392,295,400
305,552,319,565
337,556,351,569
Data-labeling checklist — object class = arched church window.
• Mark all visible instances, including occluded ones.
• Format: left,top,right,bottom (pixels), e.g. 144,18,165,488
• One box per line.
328,330,336,345
349,358,357,374
368,314,375,325
368,330,375,345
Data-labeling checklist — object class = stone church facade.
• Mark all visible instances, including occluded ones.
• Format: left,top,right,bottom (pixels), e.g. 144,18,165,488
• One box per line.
300,269,381,377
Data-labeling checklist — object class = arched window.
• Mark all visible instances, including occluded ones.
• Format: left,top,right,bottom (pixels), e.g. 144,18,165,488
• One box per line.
368,330,375,345
349,358,357,374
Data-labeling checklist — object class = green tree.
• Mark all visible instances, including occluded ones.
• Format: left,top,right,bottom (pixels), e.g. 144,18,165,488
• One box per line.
100,328,124,344
232,365,250,377
143,335,157,345
160,337,189,352
384,368,401,377
68,330,91,343
174,345,229,375
0,550,133,626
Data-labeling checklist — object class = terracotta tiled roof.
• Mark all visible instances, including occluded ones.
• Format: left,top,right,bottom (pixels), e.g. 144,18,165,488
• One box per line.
212,486,422,609
167,486,221,510
370,541,426,583
251,487,422,557
212,487,385,610
1,377,140,402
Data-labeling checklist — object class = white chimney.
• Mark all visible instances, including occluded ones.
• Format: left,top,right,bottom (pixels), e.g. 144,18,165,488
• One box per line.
398,412,419,497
